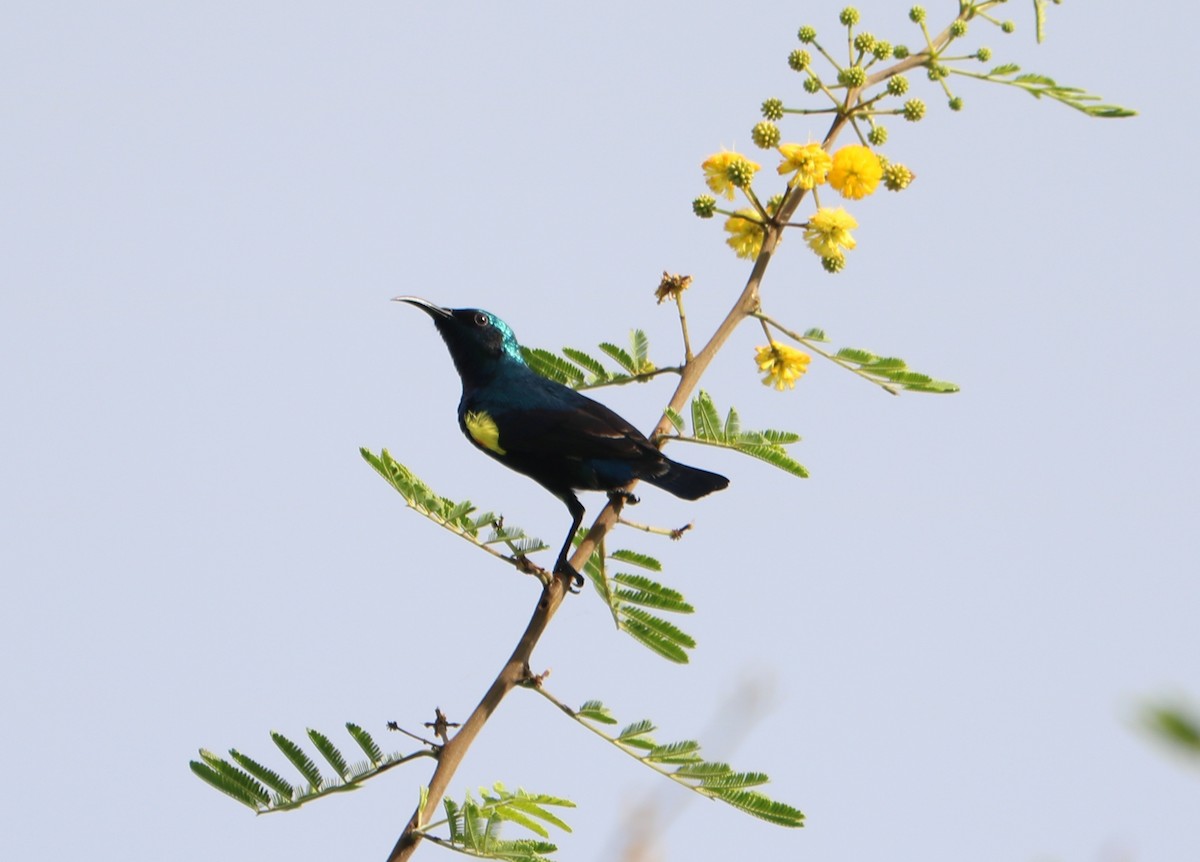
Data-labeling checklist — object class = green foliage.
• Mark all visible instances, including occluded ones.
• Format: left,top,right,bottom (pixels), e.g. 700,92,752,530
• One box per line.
789,325,959,395
1144,703,1200,759
569,699,805,827
362,448,549,571
664,391,808,478
578,541,697,664
961,64,1136,118
522,329,678,390
191,723,432,813
433,785,575,861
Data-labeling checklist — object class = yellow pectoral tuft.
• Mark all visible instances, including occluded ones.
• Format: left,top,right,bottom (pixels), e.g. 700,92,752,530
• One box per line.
465,410,506,455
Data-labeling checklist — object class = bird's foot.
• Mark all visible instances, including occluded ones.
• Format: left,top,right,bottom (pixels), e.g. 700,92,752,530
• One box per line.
554,560,585,593
607,490,639,508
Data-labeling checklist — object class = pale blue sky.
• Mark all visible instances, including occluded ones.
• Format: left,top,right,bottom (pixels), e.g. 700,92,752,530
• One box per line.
2,2,1196,861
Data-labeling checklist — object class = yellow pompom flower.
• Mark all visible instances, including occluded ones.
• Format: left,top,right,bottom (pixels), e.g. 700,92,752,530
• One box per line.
755,343,812,390
828,144,883,199
724,209,765,260
776,142,833,190
702,150,761,200
804,207,858,258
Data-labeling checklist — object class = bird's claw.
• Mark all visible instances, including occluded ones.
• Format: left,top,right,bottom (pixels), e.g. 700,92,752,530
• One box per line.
554,561,585,593
607,490,639,508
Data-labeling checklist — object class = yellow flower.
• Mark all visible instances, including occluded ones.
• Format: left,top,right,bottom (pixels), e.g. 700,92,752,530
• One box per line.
776,143,832,190
828,144,883,199
702,150,761,200
655,272,693,304
804,207,858,258
724,209,765,259
755,343,812,390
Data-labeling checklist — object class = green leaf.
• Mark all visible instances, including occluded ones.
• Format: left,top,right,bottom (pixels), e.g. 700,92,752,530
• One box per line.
759,429,802,445
734,443,809,478
307,729,349,780
699,771,770,789
608,549,662,571
271,731,323,790
835,347,878,365
691,391,723,441
631,329,651,369
708,789,805,827
620,606,696,649
616,719,656,743
663,406,685,432
577,700,618,724
723,407,740,440
645,740,703,764
598,341,638,374
444,796,463,842
1145,705,1200,756
674,761,733,778
522,347,585,386
190,759,263,810
561,347,610,381
802,327,829,341
988,63,1021,76
613,572,692,609
229,749,296,799
619,609,693,664
197,750,272,806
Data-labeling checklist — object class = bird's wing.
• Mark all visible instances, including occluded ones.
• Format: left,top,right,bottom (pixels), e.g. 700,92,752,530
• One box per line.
491,392,658,462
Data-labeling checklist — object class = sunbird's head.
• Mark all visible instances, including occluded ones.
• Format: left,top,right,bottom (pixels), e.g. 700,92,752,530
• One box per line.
393,296,527,379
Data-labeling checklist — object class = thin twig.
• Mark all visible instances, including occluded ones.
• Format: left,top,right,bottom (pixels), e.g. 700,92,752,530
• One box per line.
675,295,694,364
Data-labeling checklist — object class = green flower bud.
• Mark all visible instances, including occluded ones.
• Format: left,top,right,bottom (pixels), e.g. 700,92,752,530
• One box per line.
761,97,785,121
853,32,876,53
821,254,846,274
838,65,867,87
797,25,817,43
692,196,717,218
839,7,860,26
883,163,914,191
751,121,781,150
788,49,811,71
902,98,926,122
726,159,756,188
926,63,948,81
975,47,991,62
909,6,926,23
949,20,967,37
1001,20,1015,33
893,44,910,59
867,125,888,145
872,40,893,60
766,194,784,214
803,75,821,94
948,96,964,111
886,74,909,96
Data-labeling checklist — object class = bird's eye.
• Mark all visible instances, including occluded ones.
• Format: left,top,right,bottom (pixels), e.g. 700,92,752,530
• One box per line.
473,313,489,327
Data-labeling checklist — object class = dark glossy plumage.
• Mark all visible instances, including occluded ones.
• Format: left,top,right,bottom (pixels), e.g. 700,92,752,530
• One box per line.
394,297,729,582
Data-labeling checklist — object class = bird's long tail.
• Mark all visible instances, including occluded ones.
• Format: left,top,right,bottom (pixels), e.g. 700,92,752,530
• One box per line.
642,459,729,500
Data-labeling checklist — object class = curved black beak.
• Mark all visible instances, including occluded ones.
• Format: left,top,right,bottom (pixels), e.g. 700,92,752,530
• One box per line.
391,296,452,319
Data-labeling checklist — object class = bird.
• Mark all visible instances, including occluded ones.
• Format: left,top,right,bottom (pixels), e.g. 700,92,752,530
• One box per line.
393,296,729,585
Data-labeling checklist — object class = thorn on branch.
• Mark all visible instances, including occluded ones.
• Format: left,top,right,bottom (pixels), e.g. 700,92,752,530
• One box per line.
424,708,461,746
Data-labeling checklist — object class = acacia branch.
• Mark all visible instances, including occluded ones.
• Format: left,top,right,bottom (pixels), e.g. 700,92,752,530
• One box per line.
385,15,968,859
